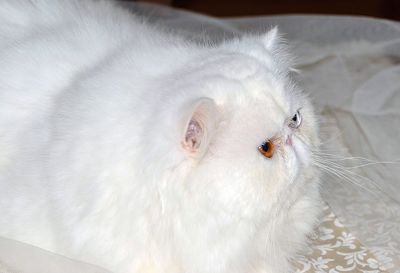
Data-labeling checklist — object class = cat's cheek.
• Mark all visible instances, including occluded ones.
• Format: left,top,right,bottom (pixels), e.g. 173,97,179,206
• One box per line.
292,136,311,167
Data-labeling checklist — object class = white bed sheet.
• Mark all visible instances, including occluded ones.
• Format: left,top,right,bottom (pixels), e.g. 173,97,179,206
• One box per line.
1,3,399,273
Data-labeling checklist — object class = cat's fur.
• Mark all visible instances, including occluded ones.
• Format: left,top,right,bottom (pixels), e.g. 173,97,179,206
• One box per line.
0,1,322,273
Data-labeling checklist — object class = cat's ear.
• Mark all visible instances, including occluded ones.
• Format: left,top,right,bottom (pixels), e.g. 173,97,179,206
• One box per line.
181,98,219,159
262,26,280,51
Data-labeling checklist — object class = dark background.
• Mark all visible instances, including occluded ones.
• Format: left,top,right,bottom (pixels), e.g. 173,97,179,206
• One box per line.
127,0,400,21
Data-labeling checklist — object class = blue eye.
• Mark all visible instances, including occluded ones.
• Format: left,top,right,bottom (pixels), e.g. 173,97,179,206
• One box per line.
289,110,302,129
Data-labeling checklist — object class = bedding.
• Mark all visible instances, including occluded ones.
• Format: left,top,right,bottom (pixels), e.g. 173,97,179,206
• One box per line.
0,3,399,273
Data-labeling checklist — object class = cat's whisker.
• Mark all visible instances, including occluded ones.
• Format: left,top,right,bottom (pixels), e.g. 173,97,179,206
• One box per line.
317,163,368,189
311,153,400,204
312,151,400,168
312,151,383,163
313,154,392,166
313,160,372,189
344,161,400,169
312,155,380,190
312,161,379,197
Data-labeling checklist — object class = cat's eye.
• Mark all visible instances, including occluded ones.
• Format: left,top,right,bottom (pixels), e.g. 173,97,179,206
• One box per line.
289,110,302,129
258,140,275,158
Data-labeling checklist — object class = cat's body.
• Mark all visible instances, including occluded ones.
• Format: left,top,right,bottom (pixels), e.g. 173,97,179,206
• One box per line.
0,1,321,273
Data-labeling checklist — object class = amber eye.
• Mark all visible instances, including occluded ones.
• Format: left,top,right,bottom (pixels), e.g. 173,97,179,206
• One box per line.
258,140,275,158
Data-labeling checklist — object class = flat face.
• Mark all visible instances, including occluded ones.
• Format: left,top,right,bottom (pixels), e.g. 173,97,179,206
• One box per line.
178,40,320,224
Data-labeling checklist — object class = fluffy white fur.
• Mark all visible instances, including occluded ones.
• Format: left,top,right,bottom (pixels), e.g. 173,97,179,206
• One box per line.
0,1,322,272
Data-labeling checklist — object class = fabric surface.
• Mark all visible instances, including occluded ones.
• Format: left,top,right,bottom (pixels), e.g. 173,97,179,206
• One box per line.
1,3,399,273
294,205,389,273
0,237,110,273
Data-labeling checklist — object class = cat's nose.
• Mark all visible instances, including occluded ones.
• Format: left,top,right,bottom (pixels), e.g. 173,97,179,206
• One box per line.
285,135,293,146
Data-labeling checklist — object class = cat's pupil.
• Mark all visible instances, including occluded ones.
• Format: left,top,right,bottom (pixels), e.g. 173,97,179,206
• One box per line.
292,114,297,122
261,141,270,152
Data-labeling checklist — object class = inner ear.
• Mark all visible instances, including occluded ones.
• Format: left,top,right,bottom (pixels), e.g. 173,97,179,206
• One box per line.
181,98,218,159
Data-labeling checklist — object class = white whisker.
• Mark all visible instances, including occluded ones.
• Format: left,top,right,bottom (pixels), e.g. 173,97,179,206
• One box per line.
311,151,400,205
313,161,378,197
345,161,400,169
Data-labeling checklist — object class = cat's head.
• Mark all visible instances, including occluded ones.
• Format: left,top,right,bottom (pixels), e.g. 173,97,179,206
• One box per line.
148,28,321,268
162,28,320,216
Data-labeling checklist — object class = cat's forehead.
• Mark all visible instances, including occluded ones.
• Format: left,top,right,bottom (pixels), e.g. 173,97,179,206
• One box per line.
185,49,297,115
233,94,291,128
212,54,293,112
199,52,272,80
197,52,286,90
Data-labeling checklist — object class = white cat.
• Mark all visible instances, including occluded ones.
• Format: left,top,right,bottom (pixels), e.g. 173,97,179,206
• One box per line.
0,1,322,272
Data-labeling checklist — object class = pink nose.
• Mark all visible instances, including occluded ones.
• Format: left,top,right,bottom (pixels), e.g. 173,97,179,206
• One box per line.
285,135,293,146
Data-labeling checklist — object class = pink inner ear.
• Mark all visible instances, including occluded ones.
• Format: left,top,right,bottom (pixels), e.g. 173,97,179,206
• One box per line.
181,97,218,158
185,119,203,150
